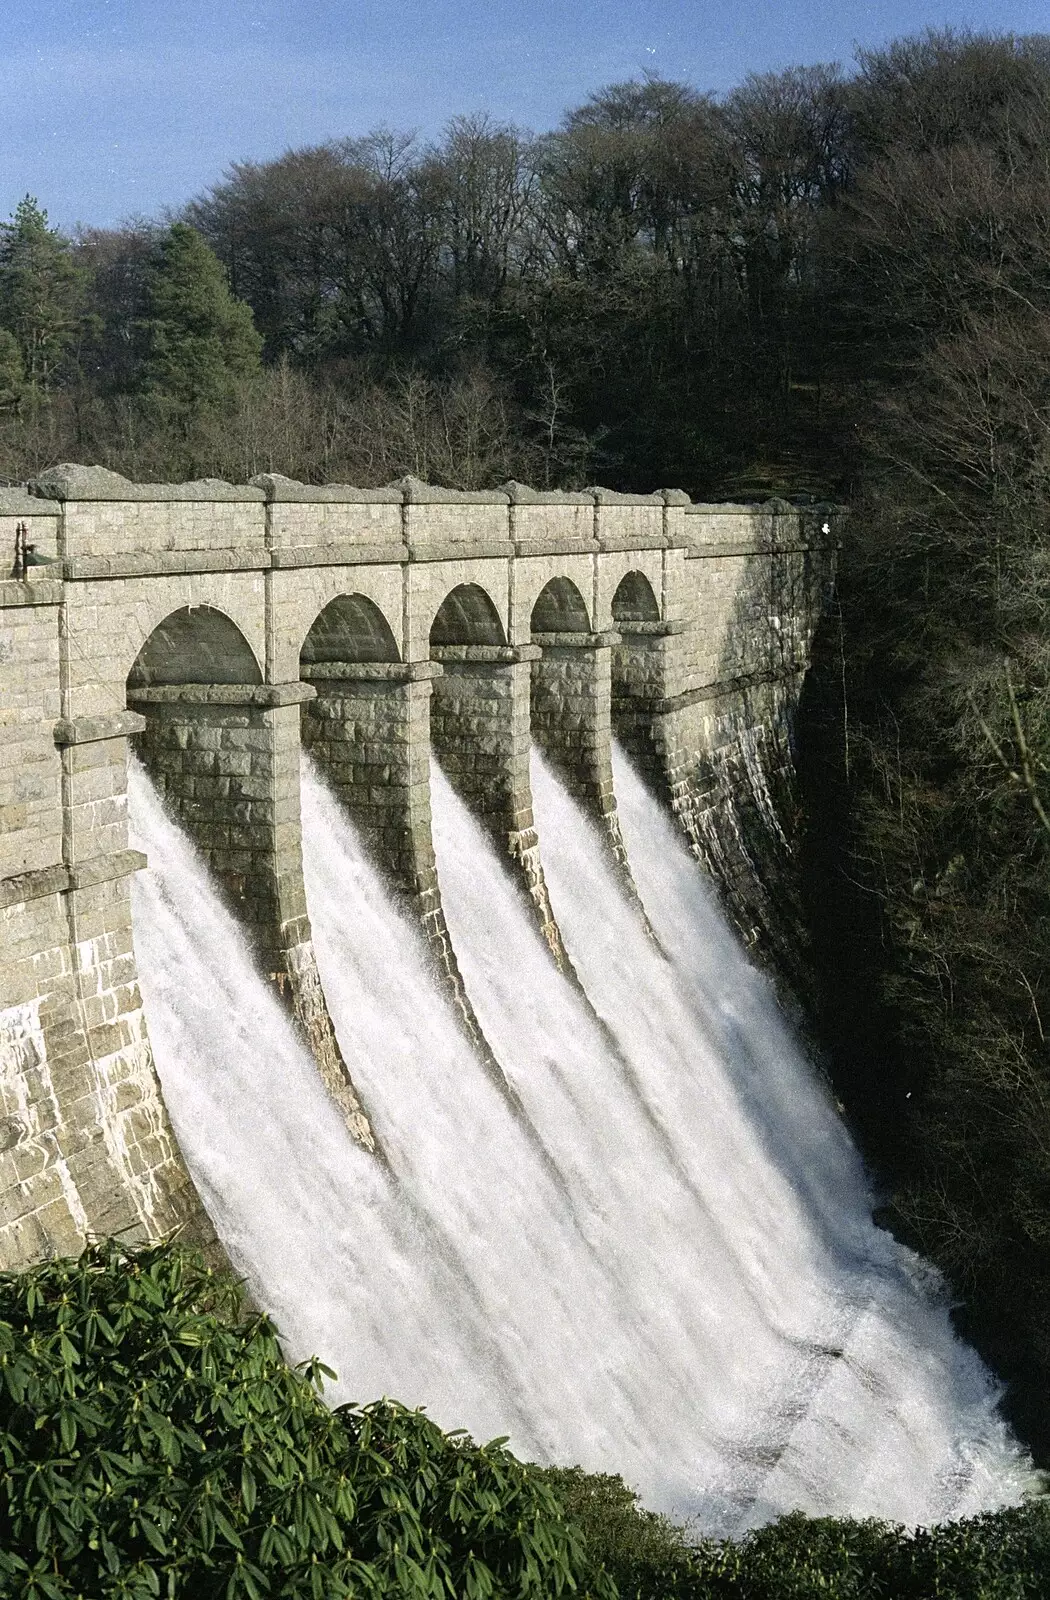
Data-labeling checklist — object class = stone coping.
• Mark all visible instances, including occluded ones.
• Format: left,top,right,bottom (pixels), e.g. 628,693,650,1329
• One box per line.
512,536,600,556
597,533,667,552
0,848,147,909
685,500,777,515
430,643,541,664
398,476,509,505
301,661,442,682
0,861,71,908
0,488,59,515
31,464,266,502
127,682,316,707
63,550,271,581
18,465,840,524
683,499,839,517
532,629,622,649
245,478,694,508
501,481,595,505
407,539,515,562
70,849,148,890
54,710,147,746
685,540,818,559
588,487,672,506
0,578,63,608
251,473,403,504
612,664,806,717
270,544,409,569
616,620,691,636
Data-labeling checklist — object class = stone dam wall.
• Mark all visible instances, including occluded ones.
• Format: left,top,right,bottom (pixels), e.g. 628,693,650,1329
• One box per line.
0,465,836,1267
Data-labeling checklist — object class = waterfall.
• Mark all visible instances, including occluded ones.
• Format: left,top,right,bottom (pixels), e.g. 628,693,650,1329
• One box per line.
128,750,1033,1533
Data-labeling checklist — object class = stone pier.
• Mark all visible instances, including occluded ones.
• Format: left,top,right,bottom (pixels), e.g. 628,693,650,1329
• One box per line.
128,679,374,1152
612,620,696,818
530,628,631,859
302,660,503,1063
429,643,570,969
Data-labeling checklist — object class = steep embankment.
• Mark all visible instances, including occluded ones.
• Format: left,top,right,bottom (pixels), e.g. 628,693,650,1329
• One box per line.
796,511,1050,1464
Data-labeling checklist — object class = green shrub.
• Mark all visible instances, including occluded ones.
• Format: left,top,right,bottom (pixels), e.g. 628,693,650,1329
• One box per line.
539,1467,1050,1598
535,1467,731,1596
0,1240,610,1599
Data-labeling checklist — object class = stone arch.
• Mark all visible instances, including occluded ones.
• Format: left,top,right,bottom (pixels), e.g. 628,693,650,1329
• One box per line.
301,593,400,666
429,583,507,648
530,577,590,634
611,571,660,626
127,605,262,690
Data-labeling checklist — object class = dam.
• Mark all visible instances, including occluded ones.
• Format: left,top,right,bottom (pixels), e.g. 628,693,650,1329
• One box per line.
0,465,1031,1526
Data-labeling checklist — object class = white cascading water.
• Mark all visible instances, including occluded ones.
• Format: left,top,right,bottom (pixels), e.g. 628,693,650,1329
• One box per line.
128,747,1034,1533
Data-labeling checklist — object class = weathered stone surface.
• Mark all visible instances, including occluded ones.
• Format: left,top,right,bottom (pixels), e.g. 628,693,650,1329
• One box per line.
251,473,403,505
0,864,220,1271
395,476,510,506
0,579,63,608
0,467,836,1269
54,711,147,746
430,657,571,970
302,670,505,1079
33,464,266,503
0,488,60,517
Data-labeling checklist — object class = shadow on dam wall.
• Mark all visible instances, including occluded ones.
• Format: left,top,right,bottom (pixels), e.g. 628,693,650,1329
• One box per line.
0,464,836,1266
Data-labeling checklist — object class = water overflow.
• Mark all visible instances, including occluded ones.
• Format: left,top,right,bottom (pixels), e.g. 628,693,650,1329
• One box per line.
128,749,1032,1532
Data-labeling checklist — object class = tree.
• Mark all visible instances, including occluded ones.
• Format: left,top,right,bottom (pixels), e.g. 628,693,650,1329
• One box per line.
850,26,1050,160
139,222,262,411
75,222,161,393
0,195,84,393
188,135,448,364
535,78,719,278
722,66,849,329
0,330,24,409
429,114,536,305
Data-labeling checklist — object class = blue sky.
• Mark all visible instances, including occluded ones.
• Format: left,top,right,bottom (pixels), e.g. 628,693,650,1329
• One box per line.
3,0,1048,231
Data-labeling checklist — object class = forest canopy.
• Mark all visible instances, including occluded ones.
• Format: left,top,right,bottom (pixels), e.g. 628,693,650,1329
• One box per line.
0,34,962,491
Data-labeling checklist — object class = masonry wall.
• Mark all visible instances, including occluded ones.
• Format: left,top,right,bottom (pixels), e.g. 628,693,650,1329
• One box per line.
0,516,219,1266
0,467,836,1270
0,872,213,1268
0,588,63,880
429,655,532,842
302,670,436,897
530,636,617,815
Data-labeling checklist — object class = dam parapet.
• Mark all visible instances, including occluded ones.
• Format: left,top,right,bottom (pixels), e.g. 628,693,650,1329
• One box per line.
0,466,835,1266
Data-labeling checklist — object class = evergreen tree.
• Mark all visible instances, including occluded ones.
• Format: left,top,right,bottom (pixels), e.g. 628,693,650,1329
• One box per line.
0,195,83,392
0,330,24,409
140,222,262,411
